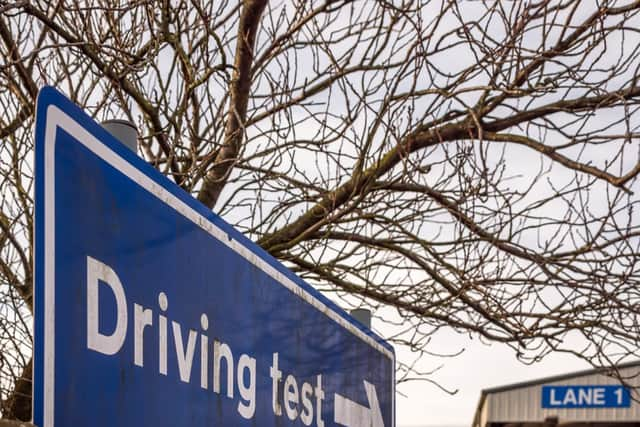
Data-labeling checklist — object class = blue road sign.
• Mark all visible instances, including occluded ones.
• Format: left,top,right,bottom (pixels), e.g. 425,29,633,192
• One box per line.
34,87,395,427
542,385,630,409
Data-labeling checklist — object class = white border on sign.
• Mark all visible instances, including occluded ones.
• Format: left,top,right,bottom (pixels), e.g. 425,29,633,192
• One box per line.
43,105,395,427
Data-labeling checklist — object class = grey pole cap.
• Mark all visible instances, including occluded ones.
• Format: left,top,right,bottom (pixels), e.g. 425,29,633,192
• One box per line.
350,308,372,329
102,119,138,153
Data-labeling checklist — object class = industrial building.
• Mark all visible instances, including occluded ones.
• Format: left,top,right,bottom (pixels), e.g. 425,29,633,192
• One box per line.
472,361,640,427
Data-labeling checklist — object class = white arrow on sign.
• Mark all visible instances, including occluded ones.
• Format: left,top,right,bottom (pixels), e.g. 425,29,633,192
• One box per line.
334,381,384,427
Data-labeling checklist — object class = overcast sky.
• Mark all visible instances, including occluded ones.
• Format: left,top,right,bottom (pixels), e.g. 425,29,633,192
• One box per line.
392,325,596,426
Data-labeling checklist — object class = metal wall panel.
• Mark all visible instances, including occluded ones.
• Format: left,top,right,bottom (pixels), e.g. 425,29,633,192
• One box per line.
480,365,640,425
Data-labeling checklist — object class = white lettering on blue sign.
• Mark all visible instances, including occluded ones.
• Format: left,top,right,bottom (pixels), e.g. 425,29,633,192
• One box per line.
34,88,393,427
542,385,630,408
85,256,332,424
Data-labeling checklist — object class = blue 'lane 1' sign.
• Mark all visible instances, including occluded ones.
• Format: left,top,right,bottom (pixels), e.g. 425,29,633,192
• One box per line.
542,385,630,409
34,87,394,427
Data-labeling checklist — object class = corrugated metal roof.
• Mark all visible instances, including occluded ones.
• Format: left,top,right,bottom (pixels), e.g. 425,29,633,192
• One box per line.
482,361,640,395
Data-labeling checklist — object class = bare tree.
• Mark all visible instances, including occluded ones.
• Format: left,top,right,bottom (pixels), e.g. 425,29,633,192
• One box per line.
1,0,640,420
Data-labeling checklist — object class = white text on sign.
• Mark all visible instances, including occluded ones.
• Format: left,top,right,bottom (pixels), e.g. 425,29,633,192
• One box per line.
86,256,333,424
